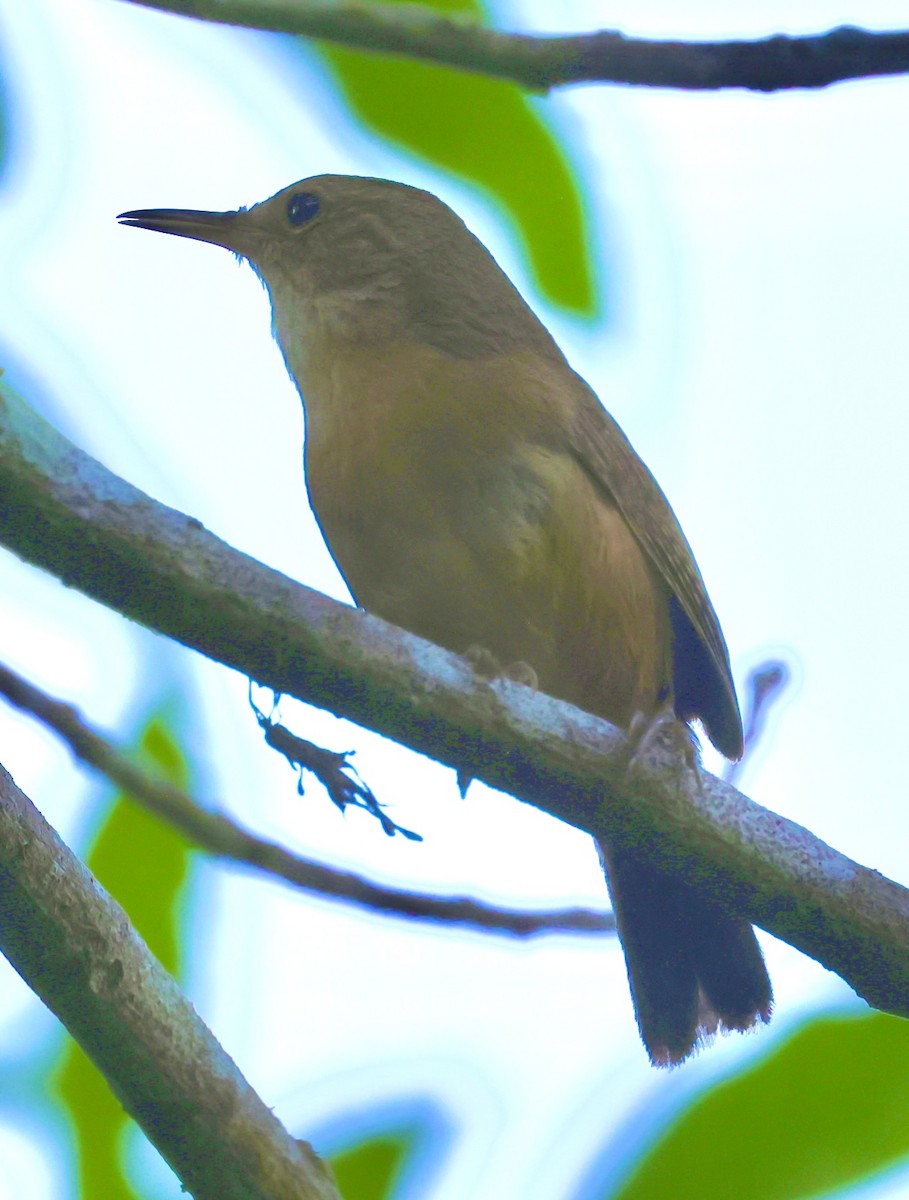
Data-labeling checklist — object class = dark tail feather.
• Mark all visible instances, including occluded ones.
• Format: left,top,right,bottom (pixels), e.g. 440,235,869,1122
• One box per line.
599,841,772,1066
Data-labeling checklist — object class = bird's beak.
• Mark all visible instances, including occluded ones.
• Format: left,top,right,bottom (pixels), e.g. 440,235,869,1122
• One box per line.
117,207,261,259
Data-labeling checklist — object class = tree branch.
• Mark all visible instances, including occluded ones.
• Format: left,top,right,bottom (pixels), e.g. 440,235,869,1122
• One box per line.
0,659,612,937
1,380,907,1015
0,759,338,1200
120,2,909,93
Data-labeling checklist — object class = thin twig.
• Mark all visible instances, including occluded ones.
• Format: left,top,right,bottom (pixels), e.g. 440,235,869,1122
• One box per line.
724,659,791,788
122,3,909,93
0,660,613,937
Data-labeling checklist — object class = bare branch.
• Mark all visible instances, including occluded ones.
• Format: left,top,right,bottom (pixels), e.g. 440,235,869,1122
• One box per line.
0,760,339,1200
1,380,907,1015
0,659,611,937
120,2,909,93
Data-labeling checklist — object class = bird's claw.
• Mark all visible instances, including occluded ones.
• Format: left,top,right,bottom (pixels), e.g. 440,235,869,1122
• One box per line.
464,645,538,690
622,706,702,792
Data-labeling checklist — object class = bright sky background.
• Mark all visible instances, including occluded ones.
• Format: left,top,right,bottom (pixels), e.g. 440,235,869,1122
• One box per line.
1,1,908,1197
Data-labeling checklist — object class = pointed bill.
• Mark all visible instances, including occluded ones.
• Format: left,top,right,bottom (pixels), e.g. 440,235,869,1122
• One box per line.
117,208,262,259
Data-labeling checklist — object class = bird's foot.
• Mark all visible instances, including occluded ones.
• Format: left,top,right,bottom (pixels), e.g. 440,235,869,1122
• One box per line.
623,704,702,789
464,645,538,691
457,647,539,797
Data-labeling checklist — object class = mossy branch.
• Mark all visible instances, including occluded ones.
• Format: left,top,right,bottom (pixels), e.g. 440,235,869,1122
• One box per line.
0,379,907,1016
0,758,339,1199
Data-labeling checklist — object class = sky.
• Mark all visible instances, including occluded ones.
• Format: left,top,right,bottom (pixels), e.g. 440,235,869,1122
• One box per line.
0,1,908,1197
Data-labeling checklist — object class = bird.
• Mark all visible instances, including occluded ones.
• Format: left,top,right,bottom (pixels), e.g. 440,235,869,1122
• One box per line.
118,175,772,1065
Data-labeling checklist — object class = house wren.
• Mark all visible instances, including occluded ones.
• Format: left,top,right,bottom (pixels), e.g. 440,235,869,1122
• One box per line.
119,176,771,1065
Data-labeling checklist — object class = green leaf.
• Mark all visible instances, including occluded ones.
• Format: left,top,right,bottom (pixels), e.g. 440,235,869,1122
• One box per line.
313,0,595,315
82,715,192,974
331,1129,416,1200
53,711,194,1200
614,1010,909,1200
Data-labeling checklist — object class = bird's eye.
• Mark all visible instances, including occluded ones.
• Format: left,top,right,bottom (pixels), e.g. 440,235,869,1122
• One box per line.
286,192,320,226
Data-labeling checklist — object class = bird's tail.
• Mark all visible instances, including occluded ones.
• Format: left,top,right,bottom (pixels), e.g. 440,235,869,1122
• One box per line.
599,840,772,1066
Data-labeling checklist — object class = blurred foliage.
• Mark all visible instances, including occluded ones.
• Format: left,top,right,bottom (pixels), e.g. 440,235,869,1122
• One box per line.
614,1010,909,1200
312,0,596,315
53,713,194,1200
331,1128,416,1200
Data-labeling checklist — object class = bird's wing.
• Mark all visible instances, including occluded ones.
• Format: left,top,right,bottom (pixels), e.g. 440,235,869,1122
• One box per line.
567,380,743,758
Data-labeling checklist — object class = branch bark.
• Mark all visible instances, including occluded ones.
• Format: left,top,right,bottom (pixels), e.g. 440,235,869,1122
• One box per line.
0,759,338,1200
1,380,907,1015
121,2,909,93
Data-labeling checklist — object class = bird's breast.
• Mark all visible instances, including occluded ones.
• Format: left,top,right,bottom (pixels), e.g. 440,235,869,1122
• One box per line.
293,335,672,727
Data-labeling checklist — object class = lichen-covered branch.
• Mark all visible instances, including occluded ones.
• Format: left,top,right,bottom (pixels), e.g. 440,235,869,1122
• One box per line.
1,379,908,1015
0,659,612,937
121,2,909,93
0,760,338,1200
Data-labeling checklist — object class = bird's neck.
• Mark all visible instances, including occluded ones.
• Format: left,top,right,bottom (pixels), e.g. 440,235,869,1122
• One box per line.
270,281,402,388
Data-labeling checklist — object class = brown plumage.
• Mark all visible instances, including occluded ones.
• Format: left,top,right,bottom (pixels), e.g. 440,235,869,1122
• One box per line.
119,176,772,1064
